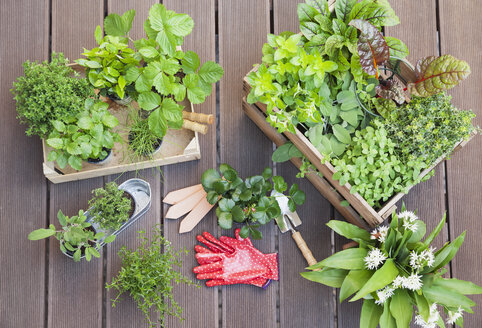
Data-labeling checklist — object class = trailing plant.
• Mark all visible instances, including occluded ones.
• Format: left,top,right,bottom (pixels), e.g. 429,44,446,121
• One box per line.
106,227,196,327
297,0,407,83
46,99,121,171
301,208,482,327
246,32,338,133
88,182,132,231
201,164,305,239
28,209,115,262
379,93,477,166
11,52,95,138
331,121,429,208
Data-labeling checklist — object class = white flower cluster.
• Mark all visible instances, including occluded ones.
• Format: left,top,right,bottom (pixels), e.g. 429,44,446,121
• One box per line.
399,211,419,232
409,247,436,271
364,248,387,270
370,226,389,243
375,286,395,305
391,273,423,291
447,307,463,324
415,303,440,328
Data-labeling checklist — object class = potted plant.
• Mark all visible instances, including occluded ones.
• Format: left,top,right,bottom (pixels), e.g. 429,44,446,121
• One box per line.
11,52,94,138
301,207,482,327
28,209,115,262
106,226,197,327
126,110,163,158
45,99,121,170
201,164,306,239
77,10,140,104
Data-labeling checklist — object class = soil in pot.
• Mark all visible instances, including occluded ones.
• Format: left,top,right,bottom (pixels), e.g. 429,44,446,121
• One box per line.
87,148,112,164
107,93,132,106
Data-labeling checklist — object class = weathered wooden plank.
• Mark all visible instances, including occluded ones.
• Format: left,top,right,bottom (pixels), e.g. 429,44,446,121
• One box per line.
48,1,104,327
103,1,161,327
0,0,49,327
219,1,276,327
439,0,482,325
161,1,219,327
273,1,336,327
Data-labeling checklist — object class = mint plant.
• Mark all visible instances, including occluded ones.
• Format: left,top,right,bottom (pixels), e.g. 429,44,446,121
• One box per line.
28,209,115,262
106,227,196,327
88,182,133,231
46,99,121,171
201,164,305,239
11,52,94,138
302,208,482,327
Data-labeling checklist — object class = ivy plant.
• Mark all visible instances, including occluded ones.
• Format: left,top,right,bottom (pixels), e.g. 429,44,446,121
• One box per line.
201,164,306,239
11,52,95,138
28,209,115,262
302,209,482,327
46,99,121,171
106,227,197,327
88,182,133,231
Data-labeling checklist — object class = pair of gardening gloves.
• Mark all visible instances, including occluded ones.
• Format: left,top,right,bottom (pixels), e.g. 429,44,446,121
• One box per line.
193,229,279,288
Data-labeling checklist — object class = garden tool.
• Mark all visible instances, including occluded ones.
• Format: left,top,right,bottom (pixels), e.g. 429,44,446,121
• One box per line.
193,229,278,288
271,191,317,267
163,184,215,233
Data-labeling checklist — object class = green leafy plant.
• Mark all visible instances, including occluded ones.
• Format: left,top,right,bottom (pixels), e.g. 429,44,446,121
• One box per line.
88,182,133,231
46,99,121,171
127,110,163,158
28,209,115,262
272,141,322,179
201,164,306,239
297,0,406,83
301,208,482,327
246,32,338,133
11,52,95,138
106,227,197,327
331,121,428,208
379,93,477,166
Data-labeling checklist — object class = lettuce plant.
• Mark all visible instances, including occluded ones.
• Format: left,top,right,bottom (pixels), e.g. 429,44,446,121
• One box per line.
302,208,482,327
46,99,120,171
201,164,305,239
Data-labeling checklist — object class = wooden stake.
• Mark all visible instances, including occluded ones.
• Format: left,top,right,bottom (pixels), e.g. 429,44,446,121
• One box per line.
182,119,208,134
182,111,215,124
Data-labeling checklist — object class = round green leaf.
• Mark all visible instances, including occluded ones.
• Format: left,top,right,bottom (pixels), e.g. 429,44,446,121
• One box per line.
201,169,221,189
218,211,233,229
101,113,119,128
138,92,162,111
231,206,245,223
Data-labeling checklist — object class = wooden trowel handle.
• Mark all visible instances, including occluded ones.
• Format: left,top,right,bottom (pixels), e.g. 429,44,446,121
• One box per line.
291,231,317,267
183,111,215,124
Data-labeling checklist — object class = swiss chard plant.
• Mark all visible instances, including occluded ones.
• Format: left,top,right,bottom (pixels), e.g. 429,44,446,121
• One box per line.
28,209,115,262
88,182,133,231
46,99,121,171
77,10,140,100
301,208,482,327
201,164,305,239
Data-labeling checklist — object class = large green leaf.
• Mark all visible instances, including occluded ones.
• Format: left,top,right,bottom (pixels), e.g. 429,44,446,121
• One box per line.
389,289,412,328
428,231,465,272
167,13,194,37
28,228,56,240
297,3,319,23
423,284,476,310
340,269,373,302
351,259,398,302
433,278,482,295
316,248,368,270
419,213,445,251
413,292,430,322
335,0,357,22
181,51,200,74
326,220,371,243
138,92,162,111
198,61,224,84
379,301,397,328
349,0,399,27
300,267,349,288
384,36,409,59
148,107,168,138
161,98,183,125
409,55,471,97
360,299,383,328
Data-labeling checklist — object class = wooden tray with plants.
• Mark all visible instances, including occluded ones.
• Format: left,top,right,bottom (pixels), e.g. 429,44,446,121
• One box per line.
11,6,223,184
242,0,477,228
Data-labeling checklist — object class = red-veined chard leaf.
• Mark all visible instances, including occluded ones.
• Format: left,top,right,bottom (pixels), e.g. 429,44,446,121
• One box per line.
408,55,471,97
335,0,357,23
375,79,406,104
348,0,399,27
349,19,389,78
384,36,409,59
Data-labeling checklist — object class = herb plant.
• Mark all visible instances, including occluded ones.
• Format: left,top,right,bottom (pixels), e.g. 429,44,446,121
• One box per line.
46,99,120,171
88,182,132,231
302,208,482,327
106,227,196,328
127,111,162,158
28,210,115,262
201,164,306,239
11,52,95,138
331,121,429,208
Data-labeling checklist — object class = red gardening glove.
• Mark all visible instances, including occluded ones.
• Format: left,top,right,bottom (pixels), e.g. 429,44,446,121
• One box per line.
193,229,278,288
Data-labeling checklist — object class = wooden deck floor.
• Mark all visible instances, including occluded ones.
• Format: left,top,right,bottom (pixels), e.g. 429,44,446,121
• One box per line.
1,1,481,327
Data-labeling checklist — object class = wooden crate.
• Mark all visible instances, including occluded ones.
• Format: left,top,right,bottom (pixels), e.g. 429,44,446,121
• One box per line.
242,64,474,228
42,94,201,184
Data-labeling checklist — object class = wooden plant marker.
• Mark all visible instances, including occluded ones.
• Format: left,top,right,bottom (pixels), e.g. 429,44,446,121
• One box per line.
163,184,215,233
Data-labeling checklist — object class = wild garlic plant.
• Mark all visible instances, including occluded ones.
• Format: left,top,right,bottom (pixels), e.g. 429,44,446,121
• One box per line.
302,205,482,327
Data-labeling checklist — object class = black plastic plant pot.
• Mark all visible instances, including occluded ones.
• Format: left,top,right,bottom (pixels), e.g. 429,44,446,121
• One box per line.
87,148,113,165
107,93,133,106
61,178,152,260
128,130,163,157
